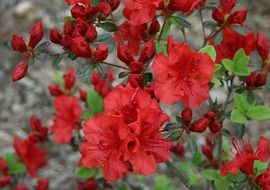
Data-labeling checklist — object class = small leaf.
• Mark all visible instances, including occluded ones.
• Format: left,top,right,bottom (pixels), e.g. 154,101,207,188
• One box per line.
215,178,230,190
169,131,181,141
52,54,64,67
231,109,247,124
203,21,218,29
188,172,201,186
118,71,130,79
155,174,173,190
234,93,249,112
199,45,216,61
86,89,104,118
75,167,98,180
201,169,218,181
254,160,268,176
187,136,198,154
155,42,168,56
222,59,234,73
94,33,112,42
143,72,153,86
98,22,118,32
90,0,101,7
246,106,270,120
54,71,64,86
214,31,223,45
170,15,191,28
232,25,248,35
3,153,26,175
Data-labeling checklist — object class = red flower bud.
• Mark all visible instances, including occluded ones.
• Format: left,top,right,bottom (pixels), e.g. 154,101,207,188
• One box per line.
0,176,10,187
257,32,269,61
190,118,209,133
11,34,27,53
170,143,185,156
93,44,109,63
77,179,97,190
0,157,8,175
71,37,92,58
71,4,86,19
212,8,224,24
246,72,257,87
28,21,44,49
108,0,120,11
48,84,63,97
181,107,192,125
130,61,144,73
201,145,213,161
117,43,135,65
50,28,62,44
61,35,73,48
79,88,87,101
209,120,222,133
128,74,143,88
63,68,76,90
139,38,155,63
36,178,49,190
64,20,74,35
149,19,160,35
86,25,97,42
11,60,28,82
256,73,267,87
227,9,247,24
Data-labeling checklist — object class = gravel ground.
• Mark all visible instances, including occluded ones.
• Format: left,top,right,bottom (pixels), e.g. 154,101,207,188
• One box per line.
0,0,269,189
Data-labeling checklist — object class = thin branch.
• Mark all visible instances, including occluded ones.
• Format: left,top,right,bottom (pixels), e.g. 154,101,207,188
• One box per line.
101,61,129,70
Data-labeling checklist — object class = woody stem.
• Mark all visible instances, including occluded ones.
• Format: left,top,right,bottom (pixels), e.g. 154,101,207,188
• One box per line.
101,61,129,70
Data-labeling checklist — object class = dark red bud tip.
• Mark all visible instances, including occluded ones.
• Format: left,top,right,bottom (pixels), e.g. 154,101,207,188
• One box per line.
209,121,222,133
79,88,87,102
201,145,213,161
28,20,44,49
255,73,267,87
190,118,209,133
246,72,257,87
48,84,63,97
181,107,192,125
50,28,62,44
11,60,29,82
170,143,185,156
149,19,160,35
11,34,28,53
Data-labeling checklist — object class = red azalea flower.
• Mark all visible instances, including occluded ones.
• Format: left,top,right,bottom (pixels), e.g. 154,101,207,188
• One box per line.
221,136,270,176
257,167,270,190
28,21,44,49
66,0,90,5
152,36,214,108
13,136,47,178
212,0,247,26
80,85,171,180
257,32,269,62
50,95,82,144
0,157,10,187
0,176,10,187
123,0,162,25
92,44,109,63
35,178,49,190
71,37,92,58
48,84,64,97
209,28,256,63
168,0,202,15
14,184,29,190
11,34,28,53
29,115,48,142
114,21,147,55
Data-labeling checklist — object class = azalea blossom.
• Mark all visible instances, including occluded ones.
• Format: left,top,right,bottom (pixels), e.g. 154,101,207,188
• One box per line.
152,36,214,108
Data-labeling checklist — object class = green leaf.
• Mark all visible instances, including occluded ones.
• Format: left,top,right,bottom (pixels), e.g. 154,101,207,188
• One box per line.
187,136,198,154
86,89,104,118
203,21,218,29
90,0,101,7
222,59,234,73
170,15,191,28
176,162,193,171
245,106,270,120
199,45,216,61
94,33,112,43
53,71,64,86
215,178,230,190
160,19,172,40
98,22,118,32
193,151,203,166
52,54,64,67
232,25,248,35
155,42,168,56
75,167,98,180
231,109,247,124
233,49,250,76
201,169,219,181
234,93,249,112
3,153,26,174
188,172,201,186
214,31,223,45
254,160,268,176
155,174,173,190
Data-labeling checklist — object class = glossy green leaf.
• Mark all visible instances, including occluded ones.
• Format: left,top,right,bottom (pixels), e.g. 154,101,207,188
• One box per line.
75,167,98,180
155,42,168,56
245,106,270,120
86,89,104,118
199,45,216,61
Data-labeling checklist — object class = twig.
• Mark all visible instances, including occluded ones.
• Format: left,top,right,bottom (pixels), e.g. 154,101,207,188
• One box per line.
101,61,129,70
158,15,169,42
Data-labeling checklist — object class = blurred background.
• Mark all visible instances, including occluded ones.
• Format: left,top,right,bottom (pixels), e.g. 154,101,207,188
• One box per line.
0,0,269,189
